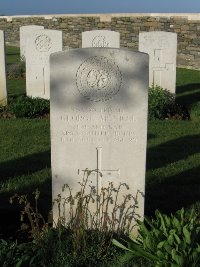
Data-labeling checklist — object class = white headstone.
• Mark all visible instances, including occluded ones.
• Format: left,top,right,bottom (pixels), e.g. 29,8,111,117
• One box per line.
82,30,120,48
20,25,44,60
26,29,62,99
50,48,149,227
0,31,7,106
139,31,177,93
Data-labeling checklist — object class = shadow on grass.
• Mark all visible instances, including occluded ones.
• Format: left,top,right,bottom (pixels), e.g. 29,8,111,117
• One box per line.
0,150,51,238
176,83,200,107
145,165,200,217
0,176,52,239
146,134,200,170
147,133,156,140
177,83,200,94
0,150,51,181
145,133,200,216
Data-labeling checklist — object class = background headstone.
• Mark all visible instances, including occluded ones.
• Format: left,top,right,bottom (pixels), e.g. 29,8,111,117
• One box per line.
139,31,177,93
82,30,120,48
50,48,149,226
20,25,44,60
0,31,7,106
26,29,63,99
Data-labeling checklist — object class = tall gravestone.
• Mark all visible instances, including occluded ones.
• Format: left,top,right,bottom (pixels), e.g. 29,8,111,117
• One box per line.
139,31,177,93
0,31,7,106
20,25,44,60
82,30,120,48
50,48,149,226
26,29,62,99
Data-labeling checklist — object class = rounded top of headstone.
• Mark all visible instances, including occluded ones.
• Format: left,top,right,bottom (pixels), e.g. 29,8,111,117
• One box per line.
35,33,52,52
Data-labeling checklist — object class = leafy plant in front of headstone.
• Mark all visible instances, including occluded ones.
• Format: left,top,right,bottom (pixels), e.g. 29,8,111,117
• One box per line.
0,239,42,267
8,95,50,118
6,171,143,266
148,85,190,120
113,208,200,267
49,169,143,266
148,85,174,120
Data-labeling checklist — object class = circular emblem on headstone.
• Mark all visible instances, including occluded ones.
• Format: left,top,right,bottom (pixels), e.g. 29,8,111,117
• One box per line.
76,56,122,102
35,34,52,52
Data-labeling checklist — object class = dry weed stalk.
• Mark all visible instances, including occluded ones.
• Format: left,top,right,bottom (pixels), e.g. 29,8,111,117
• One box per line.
54,168,143,234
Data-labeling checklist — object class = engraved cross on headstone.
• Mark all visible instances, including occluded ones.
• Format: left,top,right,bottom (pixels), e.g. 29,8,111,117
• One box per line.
41,57,49,96
42,66,46,95
78,147,120,190
35,34,52,97
152,63,175,87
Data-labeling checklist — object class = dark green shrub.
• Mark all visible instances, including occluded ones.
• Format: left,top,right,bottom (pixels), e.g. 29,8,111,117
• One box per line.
113,208,200,267
148,85,175,120
0,239,42,267
148,85,190,120
163,102,190,120
7,61,26,79
34,227,124,267
8,95,49,118
0,230,132,267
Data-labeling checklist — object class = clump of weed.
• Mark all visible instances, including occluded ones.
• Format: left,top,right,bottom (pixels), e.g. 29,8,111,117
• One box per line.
8,95,49,118
148,85,190,120
10,189,49,240
8,169,143,266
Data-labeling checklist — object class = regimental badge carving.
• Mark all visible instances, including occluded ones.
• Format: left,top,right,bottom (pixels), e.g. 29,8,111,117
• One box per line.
92,36,109,47
35,34,52,52
76,56,122,102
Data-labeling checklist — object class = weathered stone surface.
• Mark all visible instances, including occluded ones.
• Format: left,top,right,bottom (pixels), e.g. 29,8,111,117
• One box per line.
26,29,62,99
82,30,120,48
0,31,7,106
20,25,44,60
50,48,149,226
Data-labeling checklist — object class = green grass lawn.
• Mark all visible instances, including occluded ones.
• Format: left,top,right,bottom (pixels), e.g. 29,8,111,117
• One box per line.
0,46,200,237
146,67,200,215
5,46,21,65
7,79,26,97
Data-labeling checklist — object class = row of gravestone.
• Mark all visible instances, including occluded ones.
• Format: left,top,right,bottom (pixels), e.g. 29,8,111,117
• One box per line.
0,27,177,229
0,27,177,106
20,26,177,100
49,30,176,228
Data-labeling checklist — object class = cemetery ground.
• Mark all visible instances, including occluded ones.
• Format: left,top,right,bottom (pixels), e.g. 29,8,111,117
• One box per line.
0,46,200,265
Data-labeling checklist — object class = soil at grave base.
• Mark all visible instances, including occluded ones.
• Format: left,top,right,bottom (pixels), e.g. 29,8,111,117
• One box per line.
0,110,15,119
